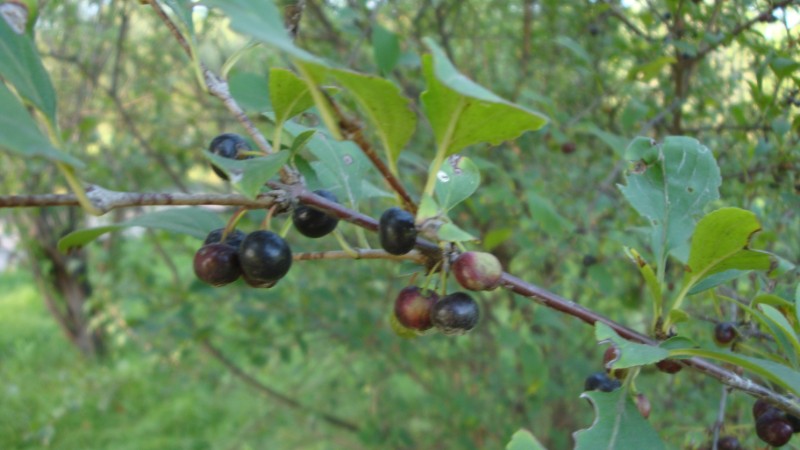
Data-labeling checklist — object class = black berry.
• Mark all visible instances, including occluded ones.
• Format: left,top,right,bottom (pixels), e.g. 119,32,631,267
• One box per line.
394,286,438,331
452,251,502,291
716,436,741,450
756,408,793,447
193,243,241,286
208,133,251,180
239,230,292,284
204,228,246,249
430,292,479,335
714,322,738,346
584,372,621,392
292,189,340,238
379,207,417,255
753,398,772,419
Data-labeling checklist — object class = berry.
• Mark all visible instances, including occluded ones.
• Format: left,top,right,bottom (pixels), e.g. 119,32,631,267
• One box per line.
603,346,629,380
756,408,793,447
379,207,417,255
716,436,741,450
242,273,277,289
561,142,576,154
786,413,800,433
204,228,246,249
208,133,251,180
655,359,683,374
753,398,773,420
292,189,340,238
431,292,479,335
583,372,621,392
394,286,439,331
238,230,292,284
714,322,738,346
193,243,241,286
635,393,651,419
452,251,503,291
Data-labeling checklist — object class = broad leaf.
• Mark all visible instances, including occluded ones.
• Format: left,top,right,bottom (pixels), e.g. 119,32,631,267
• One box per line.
329,67,416,170
506,428,547,450
0,16,56,122
269,68,314,123
683,208,772,291
229,71,271,113
759,304,800,360
595,323,669,369
0,82,82,167
437,222,477,242
306,134,370,208
372,24,401,74
240,151,291,199
573,390,666,450
58,208,224,252
434,155,480,212
618,136,721,264
687,269,747,295
420,38,547,156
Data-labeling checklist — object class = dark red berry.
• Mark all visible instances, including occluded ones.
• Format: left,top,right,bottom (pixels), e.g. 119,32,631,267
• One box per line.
239,231,292,284
635,393,651,419
208,133,251,180
452,251,502,291
394,286,438,331
756,408,793,447
379,207,417,255
431,292,479,335
716,436,741,450
561,142,576,154
584,372,621,392
753,398,773,420
193,243,241,286
714,322,738,346
292,189,340,238
786,413,800,433
656,359,683,374
204,228,246,249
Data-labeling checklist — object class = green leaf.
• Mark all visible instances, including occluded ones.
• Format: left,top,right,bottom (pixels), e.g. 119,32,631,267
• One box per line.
618,136,721,264
269,68,314,123
328,67,416,170
759,304,800,359
627,56,676,81
434,155,480,212
163,0,195,36
437,222,477,242
416,194,440,223
687,270,747,295
372,24,401,74
668,347,800,396
683,208,772,291
0,16,56,122
718,295,798,367
294,60,341,140
554,36,591,65
306,134,370,208
240,151,291,199
595,323,670,369
506,428,547,450
203,0,323,64
58,208,224,252
526,191,574,238
769,57,799,79
229,71,271,113
573,390,666,450
420,38,547,156
0,82,82,168
580,126,628,157
623,136,658,164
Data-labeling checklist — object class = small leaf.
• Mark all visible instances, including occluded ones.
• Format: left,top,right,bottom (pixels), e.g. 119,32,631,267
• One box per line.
269,68,314,123
623,136,658,163
229,71,271,113
683,208,772,291
434,155,480,212
506,428,547,450
372,24,401,74
240,151,291,198
58,208,224,252
687,270,747,295
573,390,666,450
437,222,477,242
0,82,82,167
595,323,670,368
420,38,547,156
0,16,57,122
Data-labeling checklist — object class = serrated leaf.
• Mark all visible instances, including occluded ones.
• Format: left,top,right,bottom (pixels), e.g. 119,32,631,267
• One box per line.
434,155,480,212
269,68,314,123
372,24,400,74
437,222,477,242
573,390,666,450
240,151,291,198
0,17,56,122
506,428,547,450
229,71,271,113
328,68,416,169
595,322,670,368
58,208,224,252
668,347,800,396
420,38,547,156
683,208,772,291
618,136,721,265
0,82,82,168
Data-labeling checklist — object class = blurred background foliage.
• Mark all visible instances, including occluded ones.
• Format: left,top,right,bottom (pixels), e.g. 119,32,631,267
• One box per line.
0,0,797,448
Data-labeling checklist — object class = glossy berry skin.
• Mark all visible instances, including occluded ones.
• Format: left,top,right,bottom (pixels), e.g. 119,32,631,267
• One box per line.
193,243,241,286
204,228,246,249
431,292,479,335
713,322,738,346
208,133,251,180
452,251,502,291
242,273,277,289
583,372,621,392
292,189,340,238
715,436,741,450
238,231,292,284
379,207,417,255
753,398,772,419
394,286,439,331
655,359,683,374
756,408,793,447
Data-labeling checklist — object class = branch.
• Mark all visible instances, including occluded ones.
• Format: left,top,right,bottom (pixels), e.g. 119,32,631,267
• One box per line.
295,249,426,264
199,339,360,433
